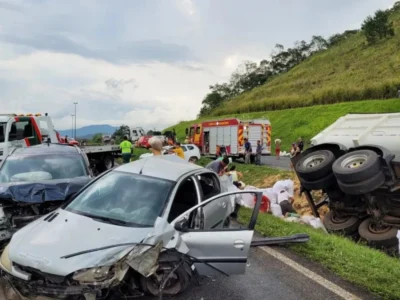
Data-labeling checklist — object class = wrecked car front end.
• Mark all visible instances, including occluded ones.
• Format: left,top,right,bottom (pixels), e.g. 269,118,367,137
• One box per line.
0,177,91,250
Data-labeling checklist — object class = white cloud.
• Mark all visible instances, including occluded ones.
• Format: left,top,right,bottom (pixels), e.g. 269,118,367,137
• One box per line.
0,50,228,131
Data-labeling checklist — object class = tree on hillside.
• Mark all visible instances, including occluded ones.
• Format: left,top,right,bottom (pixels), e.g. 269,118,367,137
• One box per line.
91,133,103,144
362,10,395,44
112,125,130,143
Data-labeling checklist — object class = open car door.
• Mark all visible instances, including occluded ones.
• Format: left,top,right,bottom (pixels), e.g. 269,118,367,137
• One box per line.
171,190,262,276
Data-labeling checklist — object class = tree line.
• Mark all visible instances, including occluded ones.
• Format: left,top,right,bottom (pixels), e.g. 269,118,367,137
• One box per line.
198,2,399,117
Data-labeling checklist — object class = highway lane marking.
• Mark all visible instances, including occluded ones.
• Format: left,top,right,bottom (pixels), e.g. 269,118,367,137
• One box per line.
259,246,361,300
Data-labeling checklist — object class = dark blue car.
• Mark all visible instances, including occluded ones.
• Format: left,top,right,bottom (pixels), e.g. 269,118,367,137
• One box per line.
0,144,93,247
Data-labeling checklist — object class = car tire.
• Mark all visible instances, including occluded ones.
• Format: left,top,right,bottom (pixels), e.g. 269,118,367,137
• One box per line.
300,173,336,191
140,261,191,297
358,218,399,249
332,150,381,184
337,171,385,195
295,150,335,181
325,187,345,201
189,156,198,163
323,211,361,235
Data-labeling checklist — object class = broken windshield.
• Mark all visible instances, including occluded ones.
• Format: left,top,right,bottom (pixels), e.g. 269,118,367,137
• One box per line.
65,171,175,227
0,155,87,183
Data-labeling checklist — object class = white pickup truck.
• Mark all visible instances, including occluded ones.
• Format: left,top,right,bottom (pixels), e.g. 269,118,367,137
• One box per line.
293,113,400,256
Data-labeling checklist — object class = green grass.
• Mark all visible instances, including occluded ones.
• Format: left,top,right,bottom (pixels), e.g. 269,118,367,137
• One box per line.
239,209,400,300
210,10,400,115
166,98,400,153
197,157,292,186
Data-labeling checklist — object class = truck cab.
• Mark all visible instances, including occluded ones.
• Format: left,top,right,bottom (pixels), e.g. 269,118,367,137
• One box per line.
127,126,145,143
0,113,58,162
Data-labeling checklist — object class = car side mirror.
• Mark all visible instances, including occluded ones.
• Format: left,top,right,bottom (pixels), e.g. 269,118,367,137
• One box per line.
174,219,189,232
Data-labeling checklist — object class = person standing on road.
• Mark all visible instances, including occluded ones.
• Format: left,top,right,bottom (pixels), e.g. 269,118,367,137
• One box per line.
255,140,263,165
275,138,281,160
171,142,185,159
289,142,301,171
120,136,133,164
244,138,252,164
205,157,230,176
149,137,163,155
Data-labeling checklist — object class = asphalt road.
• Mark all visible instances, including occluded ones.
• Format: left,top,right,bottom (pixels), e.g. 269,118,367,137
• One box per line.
260,156,291,170
138,245,376,300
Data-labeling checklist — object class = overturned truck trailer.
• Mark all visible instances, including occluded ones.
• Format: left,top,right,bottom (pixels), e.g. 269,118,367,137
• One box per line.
293,113,400,255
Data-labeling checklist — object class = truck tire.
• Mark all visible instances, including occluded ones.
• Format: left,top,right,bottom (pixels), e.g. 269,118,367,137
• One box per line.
300,173,336,191
104,156,114,170
332,150,381,184
295,150,335,181
337,171,385,195
358,218,398,249
323,211,361,235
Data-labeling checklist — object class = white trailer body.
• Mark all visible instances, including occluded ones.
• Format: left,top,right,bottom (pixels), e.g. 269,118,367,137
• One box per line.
311,113,400,162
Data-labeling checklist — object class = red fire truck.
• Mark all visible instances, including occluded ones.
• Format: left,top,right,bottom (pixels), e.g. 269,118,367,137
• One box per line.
186,118,271,158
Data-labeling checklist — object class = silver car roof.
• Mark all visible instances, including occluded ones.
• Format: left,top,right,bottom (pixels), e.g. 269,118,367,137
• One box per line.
115,156,203,181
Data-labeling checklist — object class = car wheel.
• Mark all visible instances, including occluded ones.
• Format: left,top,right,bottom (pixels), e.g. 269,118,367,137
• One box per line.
104,156,114,170
323,211,361,235
140,262,191,297
332,150,381,184
189,156,198,163
337,171,385,195
358,218,399,249
295,150,335,181
300,173,336,191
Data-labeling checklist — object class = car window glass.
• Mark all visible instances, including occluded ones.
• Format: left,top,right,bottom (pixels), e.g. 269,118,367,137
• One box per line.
181,146,187,152
188,146,194,150
65,171,175,227
0,123,5,143
132,130,137,135
0,155,87,183
175,191,258,231
197,173,221,201
196,127,200,134
168,177,199,223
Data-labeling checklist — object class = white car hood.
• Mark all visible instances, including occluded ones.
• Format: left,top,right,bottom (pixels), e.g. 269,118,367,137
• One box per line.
8,209,154,276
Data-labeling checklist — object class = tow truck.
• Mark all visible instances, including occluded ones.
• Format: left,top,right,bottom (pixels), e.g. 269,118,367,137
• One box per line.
0,113,120,174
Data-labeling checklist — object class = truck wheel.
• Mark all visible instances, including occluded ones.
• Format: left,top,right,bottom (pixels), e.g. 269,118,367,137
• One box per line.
358,218,398,249
295,150,335,181
140,262,191,297
332,150,381,184
323,211,361,235
104,156,114,170
300,173,336,191
337,171,385,195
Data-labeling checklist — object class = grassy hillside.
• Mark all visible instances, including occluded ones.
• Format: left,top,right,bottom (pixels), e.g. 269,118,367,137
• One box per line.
209,9,400,116
166,98,400,152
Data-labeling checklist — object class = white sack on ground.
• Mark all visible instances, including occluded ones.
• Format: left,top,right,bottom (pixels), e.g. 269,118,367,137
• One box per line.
270,203,283,217
273,179,294,197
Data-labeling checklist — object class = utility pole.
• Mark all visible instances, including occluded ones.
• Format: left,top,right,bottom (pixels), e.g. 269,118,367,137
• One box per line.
71,114,74,137
73,102,78,139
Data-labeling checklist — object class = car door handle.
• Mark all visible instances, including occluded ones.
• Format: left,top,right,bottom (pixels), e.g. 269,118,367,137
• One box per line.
234,240,245,249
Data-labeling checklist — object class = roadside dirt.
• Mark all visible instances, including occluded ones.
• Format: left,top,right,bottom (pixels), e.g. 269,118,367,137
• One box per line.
260,173,329,218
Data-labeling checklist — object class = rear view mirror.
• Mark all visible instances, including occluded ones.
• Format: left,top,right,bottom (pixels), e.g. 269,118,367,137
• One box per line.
174,219,189,232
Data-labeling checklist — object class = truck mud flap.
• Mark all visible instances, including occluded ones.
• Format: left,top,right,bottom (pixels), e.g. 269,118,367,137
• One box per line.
250,233,310,247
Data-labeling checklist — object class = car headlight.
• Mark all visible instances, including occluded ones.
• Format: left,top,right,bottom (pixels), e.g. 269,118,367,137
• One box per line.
72,266,115,283
0,244,12,272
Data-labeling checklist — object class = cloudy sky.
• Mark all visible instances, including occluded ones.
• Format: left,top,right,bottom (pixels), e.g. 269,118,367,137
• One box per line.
0,0,397,131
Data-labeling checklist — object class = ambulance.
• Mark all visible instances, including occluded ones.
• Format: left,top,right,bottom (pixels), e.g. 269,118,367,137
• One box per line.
186,118,271,158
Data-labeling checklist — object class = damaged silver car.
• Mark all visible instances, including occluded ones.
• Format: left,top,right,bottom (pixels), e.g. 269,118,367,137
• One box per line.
0,157,265,299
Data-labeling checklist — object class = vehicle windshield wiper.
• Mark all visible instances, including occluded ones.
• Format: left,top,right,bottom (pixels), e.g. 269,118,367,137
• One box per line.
89,215,130,226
